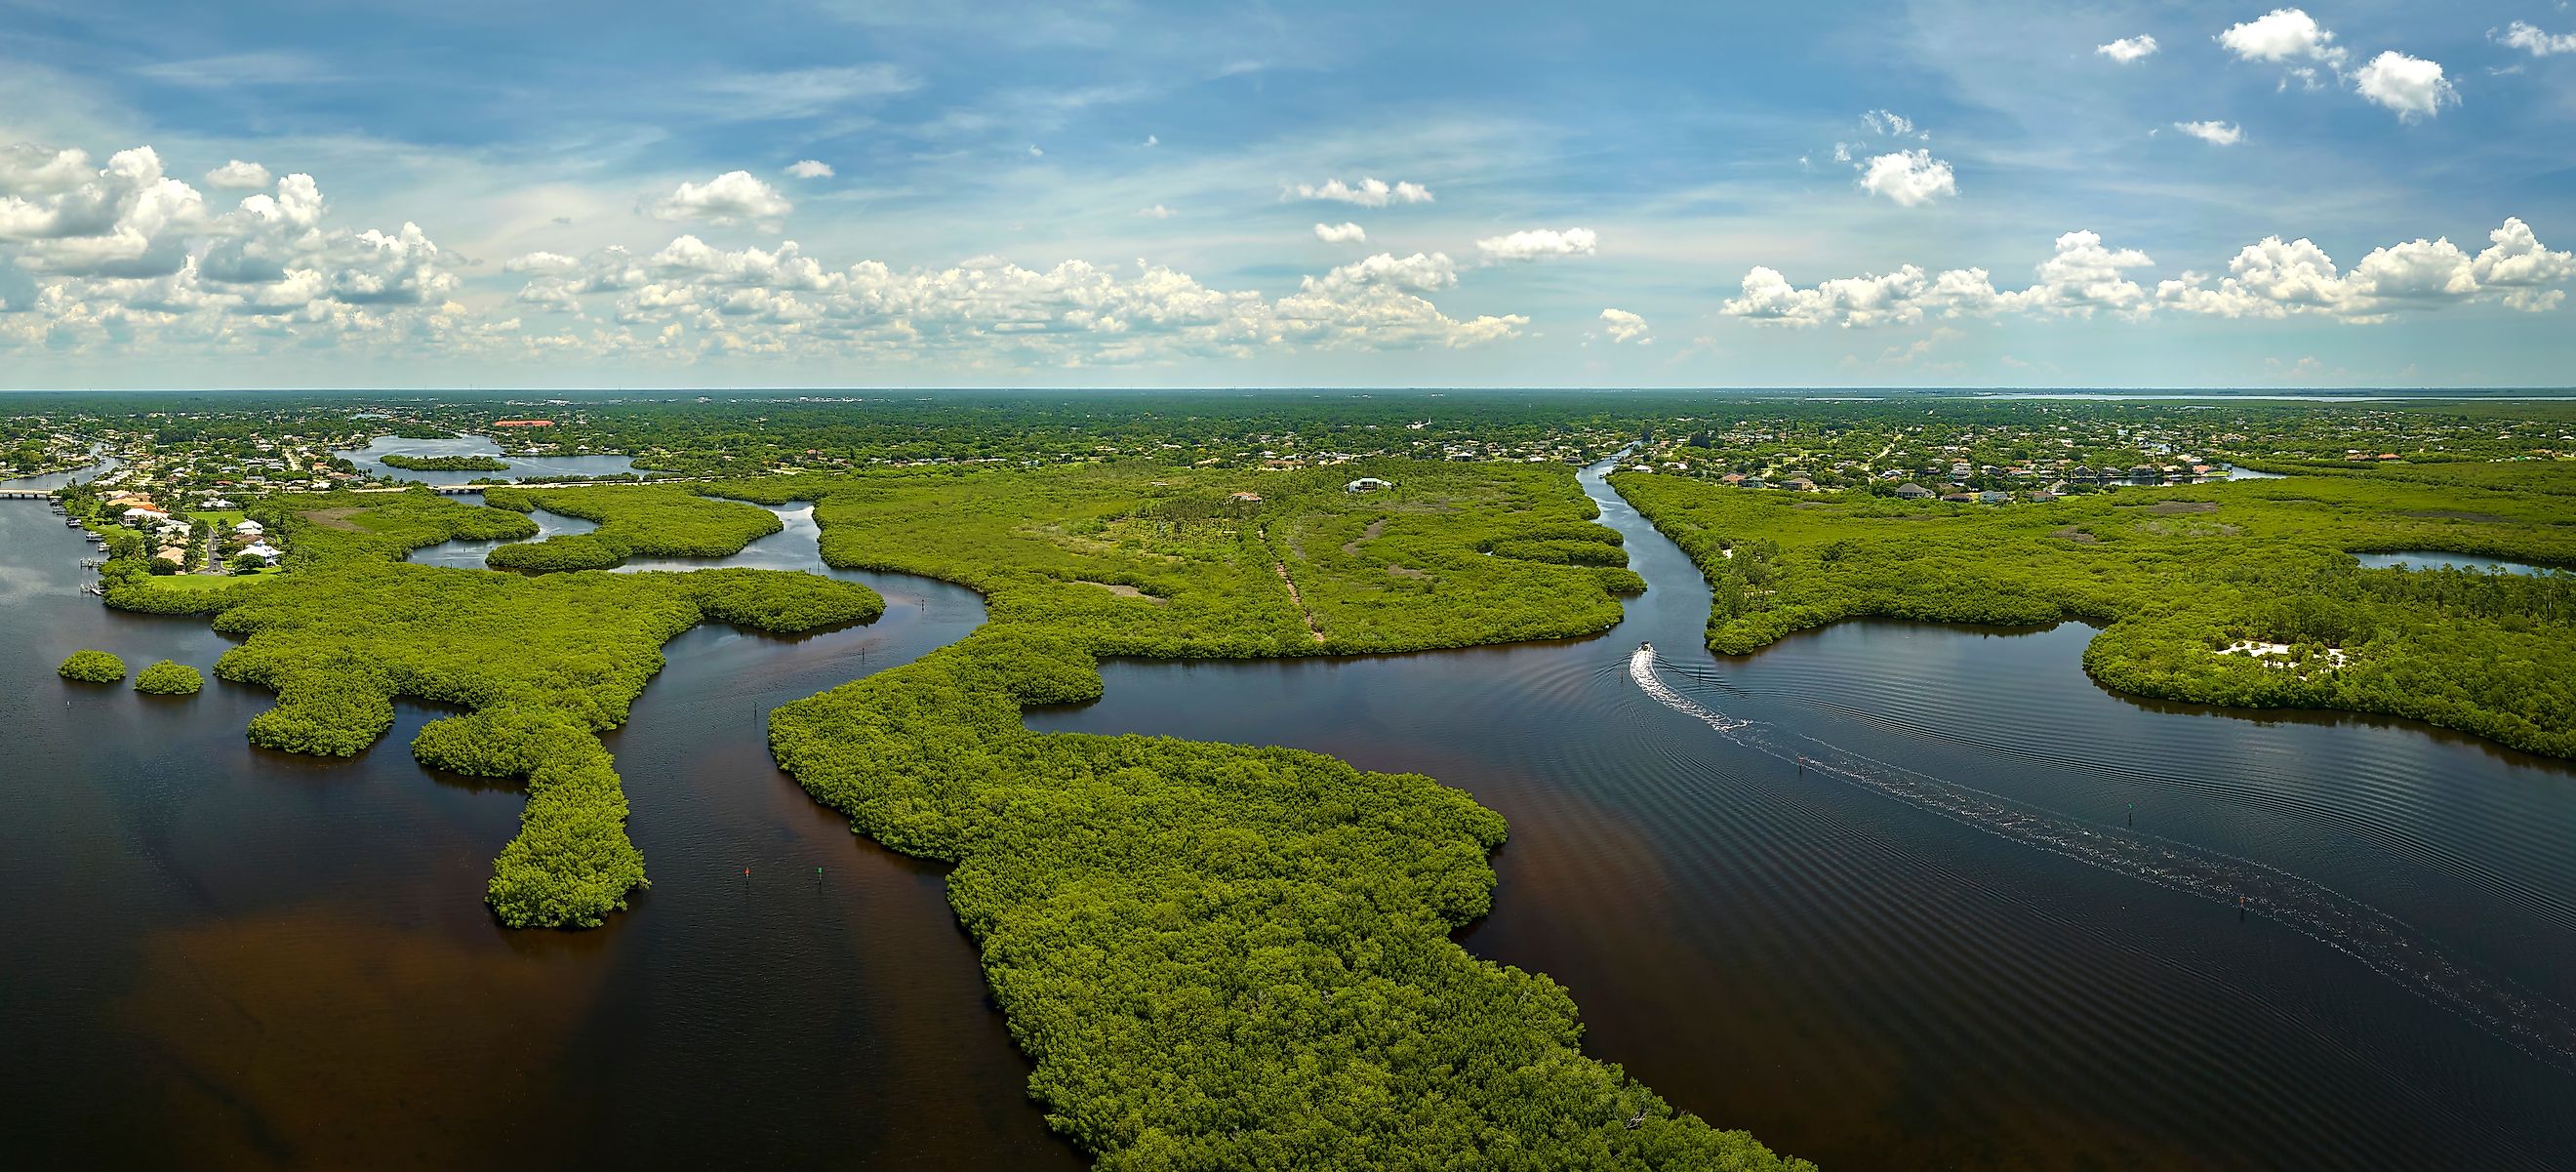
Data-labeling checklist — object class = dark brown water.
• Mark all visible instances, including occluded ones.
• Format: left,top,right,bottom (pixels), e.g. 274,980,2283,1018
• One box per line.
5,462,2573,1171
1,502,1078,1170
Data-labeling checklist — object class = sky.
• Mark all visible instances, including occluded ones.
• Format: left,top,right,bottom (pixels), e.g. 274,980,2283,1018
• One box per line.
2,0,2573,390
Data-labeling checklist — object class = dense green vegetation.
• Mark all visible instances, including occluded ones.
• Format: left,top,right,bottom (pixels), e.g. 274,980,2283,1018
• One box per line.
1614,468,2576,758
709,460,1642,657
771,634,1802,1170
377,453,510,471
58,650,127,682
720,461,1807,1167
133,660,205,695
99,488,883,927
481,485,782,571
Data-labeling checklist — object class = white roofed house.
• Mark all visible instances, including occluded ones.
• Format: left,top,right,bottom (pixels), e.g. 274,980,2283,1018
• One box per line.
236,542,283,565
1345,476,1394,494
233,519,264,536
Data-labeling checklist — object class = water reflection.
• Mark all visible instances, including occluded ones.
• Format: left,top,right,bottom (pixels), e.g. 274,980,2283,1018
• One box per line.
2353,550,2558,577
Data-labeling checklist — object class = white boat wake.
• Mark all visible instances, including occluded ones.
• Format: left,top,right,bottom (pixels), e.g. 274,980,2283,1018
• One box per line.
1630,643,1746,732
1625,640,2576,1073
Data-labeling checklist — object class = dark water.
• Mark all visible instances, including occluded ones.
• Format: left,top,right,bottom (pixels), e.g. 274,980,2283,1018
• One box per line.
335,434,640,485
6,457,2574,1171
0,499,1080,1170
2354,551,2558,577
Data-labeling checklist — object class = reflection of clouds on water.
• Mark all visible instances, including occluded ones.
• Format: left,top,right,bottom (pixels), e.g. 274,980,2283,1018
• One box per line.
0,561,51,600
1630,650,2576,1075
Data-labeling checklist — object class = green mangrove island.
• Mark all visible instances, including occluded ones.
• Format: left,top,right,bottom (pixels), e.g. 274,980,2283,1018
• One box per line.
376,452,512,472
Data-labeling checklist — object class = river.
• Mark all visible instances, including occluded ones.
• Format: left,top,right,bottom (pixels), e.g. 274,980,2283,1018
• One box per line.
1,462,2571,1170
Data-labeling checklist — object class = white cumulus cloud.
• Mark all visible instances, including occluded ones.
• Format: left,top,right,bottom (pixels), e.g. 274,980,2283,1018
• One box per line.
1313,222,1366,244
1285,178,1432,207
2353,51,2457,120
1598,307,1650,344
2497,21,2576,57
2097,35,2159,63
1475,226,1597,263
647,171,793,227
2174,120,2244,145
1138,204,1175,219
1857,150,1956,207
1721,219,2572,327
783,159,835,179
2218,8,2343,66
204,159,272,189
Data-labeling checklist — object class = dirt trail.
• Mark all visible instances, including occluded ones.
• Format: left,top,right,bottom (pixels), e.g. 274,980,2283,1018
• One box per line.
1272,561,1326,643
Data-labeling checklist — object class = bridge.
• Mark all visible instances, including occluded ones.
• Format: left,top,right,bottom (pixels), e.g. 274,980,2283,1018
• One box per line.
0,490,60,500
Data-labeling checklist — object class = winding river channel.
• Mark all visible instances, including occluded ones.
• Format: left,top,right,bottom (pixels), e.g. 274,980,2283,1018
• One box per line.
4,459,2572,1170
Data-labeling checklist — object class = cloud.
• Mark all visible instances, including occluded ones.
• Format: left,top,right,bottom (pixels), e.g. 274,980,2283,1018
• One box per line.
646,171,792,227
1598,307,1649,344
1284,178,1433,207
2173,120,2244,145
0,146,97,196
204,160,273,189
2218,8,2343,66
1142,134,1159,146
503,252,581,274
1721,220,2571,327
1474,226,1597,262
2096,35,2159,63
1861,109,1921,138
1313,222,1366,244
784,159,835,179
5,142,1539,367
132,51,346,88
2497,21,2576,57
2353,51,2457,121
0,138,481,354
1857,150,1956,207
0,145,209,278
1138,204,1175,219
696,65,919,120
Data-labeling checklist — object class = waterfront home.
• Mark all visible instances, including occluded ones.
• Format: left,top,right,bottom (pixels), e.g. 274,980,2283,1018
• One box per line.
152,547,185,566
1345,476,1394,493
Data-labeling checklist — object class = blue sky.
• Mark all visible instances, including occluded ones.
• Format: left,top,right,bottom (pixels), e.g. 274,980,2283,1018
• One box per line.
2,0,2572,388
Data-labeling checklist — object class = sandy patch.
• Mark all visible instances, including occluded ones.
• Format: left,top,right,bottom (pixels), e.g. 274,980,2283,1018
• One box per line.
299,507,365,531
1074,580,1167,604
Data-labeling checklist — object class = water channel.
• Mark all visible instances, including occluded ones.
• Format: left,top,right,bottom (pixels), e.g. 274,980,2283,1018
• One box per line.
2,459,2570,1170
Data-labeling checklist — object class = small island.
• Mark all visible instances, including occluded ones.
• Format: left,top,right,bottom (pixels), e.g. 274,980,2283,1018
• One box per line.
135,660,205,695
378,453,511,472
59,650,127,682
